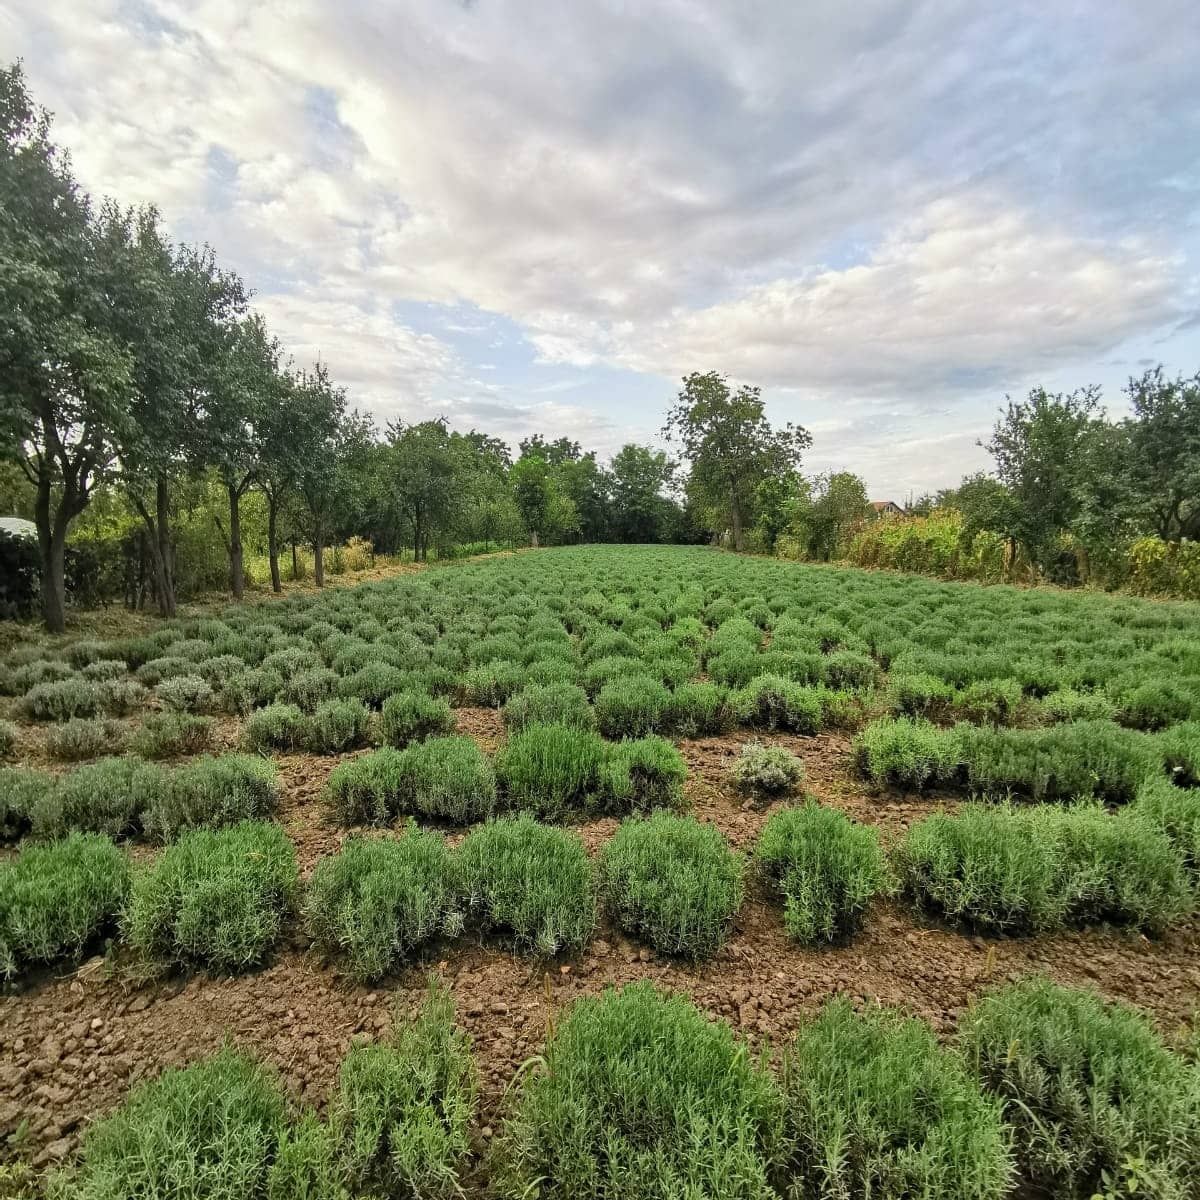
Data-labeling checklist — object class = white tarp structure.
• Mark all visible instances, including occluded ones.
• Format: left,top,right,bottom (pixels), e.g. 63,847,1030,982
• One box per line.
0,516,36,539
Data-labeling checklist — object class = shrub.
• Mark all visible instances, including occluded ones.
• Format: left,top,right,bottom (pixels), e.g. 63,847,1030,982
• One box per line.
379,690,455,747
960,978,1200,1199
663,681,732,736
580,653,644,697
279,666,340,711
130,712,215,759
324,748,409,825
143,754,280,843
337,663,410,709
732,675,825,733
783,998,1011,1200
953,678,1024,725
306,698,372,754
959,720,1158,803
135,656,194,687
494,981,784,1200
855,717,961,789
593,673,670,738
197,653,250,688
729,741,805,797
496,723,605,818
96,677,148,716
266,1113,345,1200
305,827,461,981
458,661,525,707
457,815,594,955
1133,777,1200,872
600,734,687,814
156,674,214,714
398,735,497,822
124,820,297,971
599,813,743,959
756,804,888,943
222,667,284,714
331,980,474,1198
62,1046,289,1199
0,718,15,758
502,682,594,731
887,672,956,719
898,804,1192,934
243,702,309,752
22,677,100,721
0,767,51,841
1159,720,1200,787
1114,677,1198,731
45,717,127,761
80,658,127,681
7,657,74,695
32,756,166,840
0,833,130,978
820,648,880,691
1038,687,1117,724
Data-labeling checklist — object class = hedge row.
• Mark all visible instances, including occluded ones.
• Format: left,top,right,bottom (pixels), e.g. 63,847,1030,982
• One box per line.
50,978,1200,1200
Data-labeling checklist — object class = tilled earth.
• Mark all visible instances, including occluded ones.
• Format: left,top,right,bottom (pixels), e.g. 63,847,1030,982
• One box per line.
3,716,1200,1173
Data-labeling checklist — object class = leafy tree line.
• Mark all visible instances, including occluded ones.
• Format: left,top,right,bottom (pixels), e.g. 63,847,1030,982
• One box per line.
3,66,757,629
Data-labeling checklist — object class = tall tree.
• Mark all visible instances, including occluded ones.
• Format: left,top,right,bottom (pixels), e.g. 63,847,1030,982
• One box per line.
297,404,370,587
257,361,342,592
557,452,612,542
788,471,871,561
984,386,1102,576
0,64,135,630
664,371,811,550
1124,367,1200,542
609,444,675,543
195,313,277,599
385,418,465,561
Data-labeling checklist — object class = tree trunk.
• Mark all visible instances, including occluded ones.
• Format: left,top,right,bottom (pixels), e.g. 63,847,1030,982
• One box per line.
228,484,244,600
155,477,176,617
34,472,70,633
530,530,539,548
267,495,282,593
313,526,325,587
291,540,298,581
730,487,744,552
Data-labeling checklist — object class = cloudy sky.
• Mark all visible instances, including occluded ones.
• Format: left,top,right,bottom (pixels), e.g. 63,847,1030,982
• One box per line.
5,1,1199,497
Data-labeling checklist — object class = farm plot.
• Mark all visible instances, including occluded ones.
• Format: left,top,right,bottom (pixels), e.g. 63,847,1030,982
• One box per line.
1,545,1199,1197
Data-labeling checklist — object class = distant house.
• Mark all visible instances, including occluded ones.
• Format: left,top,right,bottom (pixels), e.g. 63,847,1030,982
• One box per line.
869,500,905,517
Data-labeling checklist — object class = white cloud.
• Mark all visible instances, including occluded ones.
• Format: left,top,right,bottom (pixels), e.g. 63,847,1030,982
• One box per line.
4,0,1198,497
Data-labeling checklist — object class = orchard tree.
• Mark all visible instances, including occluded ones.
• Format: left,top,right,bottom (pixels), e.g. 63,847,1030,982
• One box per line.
257,361,342,592
298,405,372,587
664,371,811,550
195,313,278,599
0,64,135,630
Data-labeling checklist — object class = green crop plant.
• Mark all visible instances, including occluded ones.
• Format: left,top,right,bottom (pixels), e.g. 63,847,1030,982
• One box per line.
379,690,455,746
598,811,743,959
729,741,805,797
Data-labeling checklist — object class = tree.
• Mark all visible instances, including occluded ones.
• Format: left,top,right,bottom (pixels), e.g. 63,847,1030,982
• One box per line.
0,64,135,630
194,313,277,599
518,434,581,465
789,472,871,561
297,404,371,587
938,473,1016,548
608,444,675,543
257,361,342,592
1124,367,1200,542
510,455,576,546
983,386,1103,577
556,452,612,542
664,371,811,550
384,418,465,562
